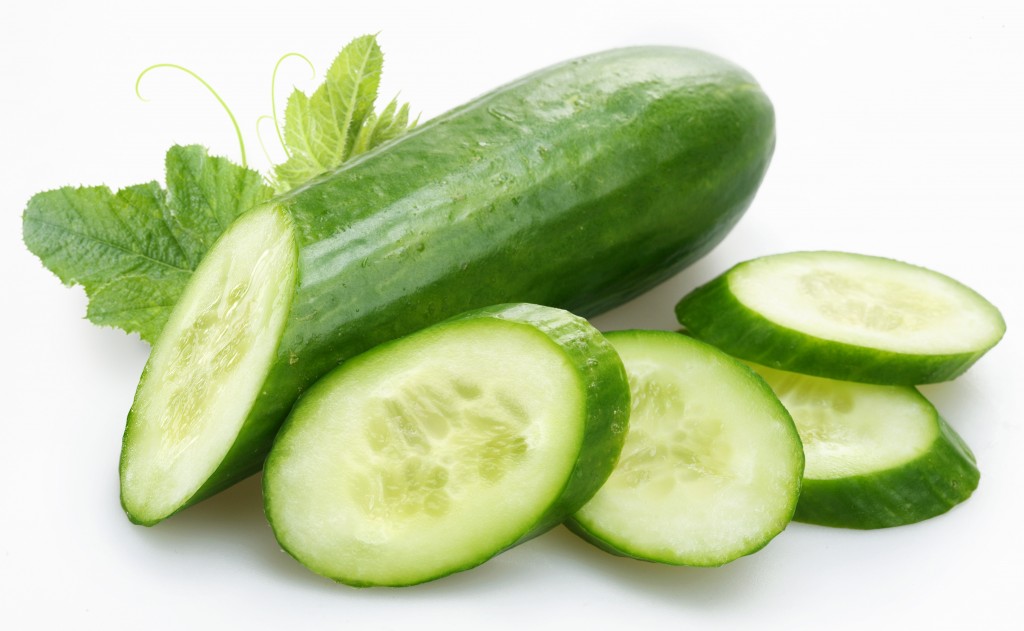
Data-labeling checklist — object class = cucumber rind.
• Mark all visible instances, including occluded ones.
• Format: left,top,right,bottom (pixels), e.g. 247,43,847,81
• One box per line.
675,252,1006,385
263,303,630,587
793,412,979,529
567,330,804,567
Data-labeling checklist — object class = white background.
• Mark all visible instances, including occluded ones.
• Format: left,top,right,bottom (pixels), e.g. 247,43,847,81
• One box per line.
2,1,1022,629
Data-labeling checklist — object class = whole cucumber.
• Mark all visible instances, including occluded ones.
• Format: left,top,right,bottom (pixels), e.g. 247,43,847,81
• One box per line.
120,46,776,524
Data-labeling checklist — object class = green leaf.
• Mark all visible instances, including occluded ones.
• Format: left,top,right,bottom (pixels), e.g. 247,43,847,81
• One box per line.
23,145,273,343
272,34,415,191
164,144,273,263
351,98,414,155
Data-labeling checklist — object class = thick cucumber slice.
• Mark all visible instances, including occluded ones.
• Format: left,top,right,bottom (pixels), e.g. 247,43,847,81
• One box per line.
749,363,980,529
675,251,1006,384
263,304,630,587
120,206,297,525
567,331,803,567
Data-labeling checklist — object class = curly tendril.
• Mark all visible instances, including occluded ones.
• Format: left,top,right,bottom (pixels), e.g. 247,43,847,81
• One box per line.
255,115,277,169
270,52,316,158
135,63,248,168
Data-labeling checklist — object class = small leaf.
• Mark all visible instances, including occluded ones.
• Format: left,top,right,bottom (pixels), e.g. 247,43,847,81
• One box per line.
319,33,383,161
272,34,416,192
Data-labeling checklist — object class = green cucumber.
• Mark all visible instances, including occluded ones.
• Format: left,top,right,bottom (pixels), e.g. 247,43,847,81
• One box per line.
263,303,630,586
567,331,803,567
749,363,979,529
675,251,1005,385
120,46,776,525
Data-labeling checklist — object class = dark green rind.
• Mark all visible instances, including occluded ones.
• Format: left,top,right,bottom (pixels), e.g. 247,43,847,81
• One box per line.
130,46,775,522
263,303,631,587
566,330,804,568
675,270,1000,385
794,412,979,529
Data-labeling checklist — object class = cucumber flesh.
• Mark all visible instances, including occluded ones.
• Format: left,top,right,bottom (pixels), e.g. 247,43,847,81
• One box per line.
120,206,297,525
568,331,803,567
750,363,980,529
263,304,630,587
676,251,1006,384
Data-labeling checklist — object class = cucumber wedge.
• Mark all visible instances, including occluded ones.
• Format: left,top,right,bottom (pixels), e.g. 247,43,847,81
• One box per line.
263,304,630,587
749,363,980,529
567,331,803,567
675,251,1005,384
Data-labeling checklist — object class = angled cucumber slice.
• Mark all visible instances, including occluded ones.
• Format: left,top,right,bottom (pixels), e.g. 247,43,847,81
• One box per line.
676,251,1006,384
750,363,980,529
263,304,630,587
567,331,803,567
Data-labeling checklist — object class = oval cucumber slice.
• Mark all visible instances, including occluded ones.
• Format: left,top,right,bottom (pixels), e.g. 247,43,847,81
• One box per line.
675,251,1006,384
263,304,630,587
749,363,980,529
567,331,803,567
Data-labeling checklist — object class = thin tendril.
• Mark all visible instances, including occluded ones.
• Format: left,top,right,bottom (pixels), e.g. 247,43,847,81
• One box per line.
271,52,316,159
255,115,276,170
135,63,248,168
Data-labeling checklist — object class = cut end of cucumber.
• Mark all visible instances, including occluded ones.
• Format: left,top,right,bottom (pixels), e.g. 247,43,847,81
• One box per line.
729,251,1005,356
571,331,803,567
264,314,598,586
120,205,297,525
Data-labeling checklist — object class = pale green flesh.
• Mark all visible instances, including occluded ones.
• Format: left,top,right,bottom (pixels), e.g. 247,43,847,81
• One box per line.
729,252,1004,355
121,205,297,523
574,332,801,566
266,320,584,586
749,364,937,480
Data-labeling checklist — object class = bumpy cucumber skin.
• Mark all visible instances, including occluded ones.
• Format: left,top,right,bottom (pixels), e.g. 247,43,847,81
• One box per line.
794,412,979,529
566,330,804,567
137,46,774,521
675,267,1001,385
263,303,631,587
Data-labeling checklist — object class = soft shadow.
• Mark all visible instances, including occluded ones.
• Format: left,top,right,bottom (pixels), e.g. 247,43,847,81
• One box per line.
129,475,551,596
132,473,338,592
545,525,773,607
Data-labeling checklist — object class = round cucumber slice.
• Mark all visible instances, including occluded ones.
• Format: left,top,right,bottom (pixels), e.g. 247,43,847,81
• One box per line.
567,330,803,567
750,363,980,529
675,251,1006,384
263,303,630,587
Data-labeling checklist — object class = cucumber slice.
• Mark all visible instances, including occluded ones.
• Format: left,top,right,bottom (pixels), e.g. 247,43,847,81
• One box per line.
675,251,1006,384
749,363,980,529
567,331,803,567
263,303,630,587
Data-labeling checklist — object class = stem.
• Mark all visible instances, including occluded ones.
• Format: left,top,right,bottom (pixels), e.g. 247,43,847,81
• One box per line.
136,63,248,168
271,52,316,159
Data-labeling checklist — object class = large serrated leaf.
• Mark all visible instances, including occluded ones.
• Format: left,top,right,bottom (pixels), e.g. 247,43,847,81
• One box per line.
23,145,273,342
